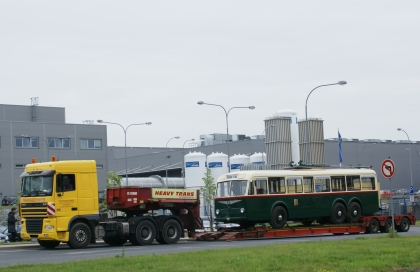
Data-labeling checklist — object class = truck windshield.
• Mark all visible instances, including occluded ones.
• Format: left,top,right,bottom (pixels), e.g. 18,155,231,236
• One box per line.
21,175,53,196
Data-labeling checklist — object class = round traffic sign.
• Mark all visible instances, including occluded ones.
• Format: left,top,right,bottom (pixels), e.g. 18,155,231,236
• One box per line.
381,159,395,178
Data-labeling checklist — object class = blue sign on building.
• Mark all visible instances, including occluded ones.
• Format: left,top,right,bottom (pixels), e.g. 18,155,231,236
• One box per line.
209,162,223,168
186,161,199,168
252,162,264,165
230,163,244,170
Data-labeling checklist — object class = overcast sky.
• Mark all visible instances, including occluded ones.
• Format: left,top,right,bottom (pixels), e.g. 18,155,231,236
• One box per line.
1,1,419,148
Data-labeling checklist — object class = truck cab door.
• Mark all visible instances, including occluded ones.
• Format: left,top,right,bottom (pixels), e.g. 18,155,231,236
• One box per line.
55,174,79,229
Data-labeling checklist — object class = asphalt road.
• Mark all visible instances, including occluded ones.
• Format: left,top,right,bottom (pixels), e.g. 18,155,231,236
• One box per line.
1,227,419,267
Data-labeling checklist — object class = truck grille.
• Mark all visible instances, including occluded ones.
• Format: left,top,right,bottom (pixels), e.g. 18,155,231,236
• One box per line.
21,203,48,217
26,218,43,234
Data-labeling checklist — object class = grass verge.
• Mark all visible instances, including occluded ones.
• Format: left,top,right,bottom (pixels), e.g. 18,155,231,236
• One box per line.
4,235,420,272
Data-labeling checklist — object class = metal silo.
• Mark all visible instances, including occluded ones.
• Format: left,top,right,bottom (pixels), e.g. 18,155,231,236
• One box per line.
207,152,228,181
184,151,207,188
298,118,325,165
230,154,250,172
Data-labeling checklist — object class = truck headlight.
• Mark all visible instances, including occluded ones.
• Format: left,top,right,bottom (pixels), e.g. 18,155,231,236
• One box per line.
240,208,245,213
215,209,219,215
44,225,54,230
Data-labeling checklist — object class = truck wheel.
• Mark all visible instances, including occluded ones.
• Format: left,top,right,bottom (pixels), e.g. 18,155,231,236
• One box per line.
103,236,127,246
380,218,393,233
67,222,91,249
38,240,61,249
397,218,410,232
270,206,288,229
346,202,362,223
161,219,182,244
134,220,156,245
365,218,379,234
330,202,346,224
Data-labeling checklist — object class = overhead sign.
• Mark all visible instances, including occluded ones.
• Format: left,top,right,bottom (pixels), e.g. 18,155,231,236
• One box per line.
381,159,395,178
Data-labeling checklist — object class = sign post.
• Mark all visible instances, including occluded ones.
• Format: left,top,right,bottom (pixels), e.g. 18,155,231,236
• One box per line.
382,159,395,237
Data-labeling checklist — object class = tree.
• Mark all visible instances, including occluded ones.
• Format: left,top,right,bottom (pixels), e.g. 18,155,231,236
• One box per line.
100,171,123,216
201,168,216,231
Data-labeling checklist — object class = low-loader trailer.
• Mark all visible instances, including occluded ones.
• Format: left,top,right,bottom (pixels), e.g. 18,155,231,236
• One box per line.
19,158,202,249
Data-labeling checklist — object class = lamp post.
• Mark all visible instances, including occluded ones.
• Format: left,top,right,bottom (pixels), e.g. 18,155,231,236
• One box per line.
361,143,377,166
197,101,255,172
165,136,180,187
397,128,414,201
305,81,347,164
182,139,195,185
261,125,276,164
97,120,152,186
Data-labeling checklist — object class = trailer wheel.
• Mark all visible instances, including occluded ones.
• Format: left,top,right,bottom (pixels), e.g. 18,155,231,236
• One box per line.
103,236,127,246
380,218,393,233
365,218,379,234
346,202,362,223
397,218,410,232
67,222,91,249
38,240,61,249
270,206,288,229
330,202,346,224
132,220,156,245
160,219,182,244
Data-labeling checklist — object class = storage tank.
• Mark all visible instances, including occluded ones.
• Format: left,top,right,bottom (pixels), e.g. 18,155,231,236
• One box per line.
250,152,266,164
207,152,229,181
184,151,206,188
273,110,299,164
230,154,250,172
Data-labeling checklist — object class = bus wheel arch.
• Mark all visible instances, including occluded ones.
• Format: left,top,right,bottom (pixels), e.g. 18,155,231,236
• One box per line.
270,205,288,229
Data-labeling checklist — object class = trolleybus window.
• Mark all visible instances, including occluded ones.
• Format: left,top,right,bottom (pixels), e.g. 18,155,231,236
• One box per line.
346,176,361,191
314,176,330,192
217,181,230,197
231,180,248,196
303,177,313,193
361,176,375,190
255,178,267,195
287,177,303,193
268,177,285,194
331,176,345,191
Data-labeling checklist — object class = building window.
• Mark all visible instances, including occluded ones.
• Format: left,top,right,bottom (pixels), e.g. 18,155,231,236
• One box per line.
47,138,70,149
80,139,102,149
15,164,25,168
16,137,38,148
96,165,103,169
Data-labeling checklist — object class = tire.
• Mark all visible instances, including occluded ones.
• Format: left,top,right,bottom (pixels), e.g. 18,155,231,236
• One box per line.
38,240,61,249
103,236,127,246
270,206,288,229
330,202,347,224
161,219,182,244
397,218,410,232
365,218,379,234
67,222,92,249
155,236,166,244
133,220,156,245
380,218,393,233
346,202,362,223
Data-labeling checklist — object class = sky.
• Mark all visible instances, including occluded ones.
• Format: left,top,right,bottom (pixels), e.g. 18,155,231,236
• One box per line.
1,1,419,148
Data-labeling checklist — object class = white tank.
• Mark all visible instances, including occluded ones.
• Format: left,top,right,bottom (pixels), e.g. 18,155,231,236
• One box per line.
207,152,229,181
230,154,250,172
184,151,206,188
273,109,300,164
250,152,266,164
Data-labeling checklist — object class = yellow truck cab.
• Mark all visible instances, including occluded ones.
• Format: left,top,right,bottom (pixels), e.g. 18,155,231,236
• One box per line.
19,157,99,248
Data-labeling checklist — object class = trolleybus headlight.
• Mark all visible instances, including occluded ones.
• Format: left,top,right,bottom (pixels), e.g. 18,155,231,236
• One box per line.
240,208,245,213
216,209,219,215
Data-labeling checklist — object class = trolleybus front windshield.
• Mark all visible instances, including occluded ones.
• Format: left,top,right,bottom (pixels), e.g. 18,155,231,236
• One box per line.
217,180,248,197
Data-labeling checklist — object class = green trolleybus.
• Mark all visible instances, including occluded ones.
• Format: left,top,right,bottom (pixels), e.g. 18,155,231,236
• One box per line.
214,168,380,229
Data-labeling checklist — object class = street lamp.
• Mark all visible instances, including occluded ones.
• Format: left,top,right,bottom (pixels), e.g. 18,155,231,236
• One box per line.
305,81,347,164
182,139,195,185
261,125,276,164
361,143,377,166
97,120,152,186
197,101,255,172
397,128,414,201
165,136,180,187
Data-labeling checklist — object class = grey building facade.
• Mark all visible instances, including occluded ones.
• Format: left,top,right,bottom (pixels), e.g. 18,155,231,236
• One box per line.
0,103,108,197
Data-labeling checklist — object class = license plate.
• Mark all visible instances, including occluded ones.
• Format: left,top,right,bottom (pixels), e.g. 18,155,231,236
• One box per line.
31,237,38,243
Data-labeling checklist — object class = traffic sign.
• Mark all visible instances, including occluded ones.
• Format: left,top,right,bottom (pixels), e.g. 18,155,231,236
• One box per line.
410,185,414,195
381,159,395,178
